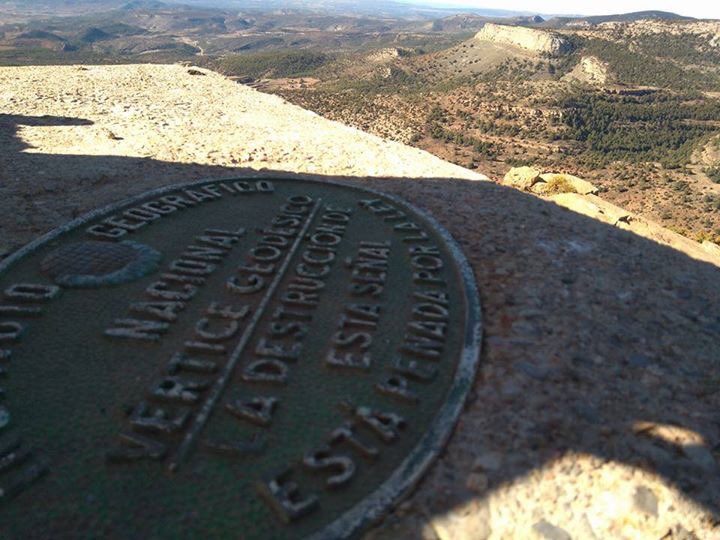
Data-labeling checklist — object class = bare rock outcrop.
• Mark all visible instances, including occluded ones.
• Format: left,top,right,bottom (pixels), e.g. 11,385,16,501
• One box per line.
502,166,542,190
563,56,612,85
474,23,572,56
598,19,720,49
550,193,720,266
532,173,599,196
503,169,598,196
502,168,719,266
366,47,411,63
551,192,720,265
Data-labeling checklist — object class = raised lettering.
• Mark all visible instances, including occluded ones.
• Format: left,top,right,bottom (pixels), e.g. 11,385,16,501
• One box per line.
242,360,289,385
256,468,319,524
329,423,379,460
146,281,197,302
184,341,227,355
104,319,169,342
225,396,278,427
401,334,443,359
130,301,185,322
169,259,216,276
303,447,355,489
0,322,23,343
4,283,60,302
128,402,189,434
184,245,227,262
255,338,301,362
376,375,418,403
391,357,438,381
354,406,406,443
152,376,208,404
194,318,240,342
227,275,265,295
168,353,218,374
326,350,371,370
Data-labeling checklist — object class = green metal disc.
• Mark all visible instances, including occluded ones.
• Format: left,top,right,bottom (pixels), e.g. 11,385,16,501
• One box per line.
0,177,481,539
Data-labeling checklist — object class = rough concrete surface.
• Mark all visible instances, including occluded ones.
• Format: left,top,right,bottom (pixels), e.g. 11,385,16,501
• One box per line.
0,64,484,254
1,64,719,540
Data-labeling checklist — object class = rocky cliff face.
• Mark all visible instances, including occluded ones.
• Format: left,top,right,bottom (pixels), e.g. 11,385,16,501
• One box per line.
578,56,610,83
474,23,572,56
563,55,612,85
366,47,411,63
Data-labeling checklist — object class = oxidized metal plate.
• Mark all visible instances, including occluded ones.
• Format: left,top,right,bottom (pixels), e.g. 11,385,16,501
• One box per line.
0,177,481,539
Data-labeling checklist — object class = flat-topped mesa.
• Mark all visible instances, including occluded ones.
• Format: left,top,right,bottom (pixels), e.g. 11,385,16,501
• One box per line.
475,23,573,56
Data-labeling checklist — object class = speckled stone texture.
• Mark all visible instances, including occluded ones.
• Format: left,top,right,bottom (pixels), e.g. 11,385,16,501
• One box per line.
0,64,484,255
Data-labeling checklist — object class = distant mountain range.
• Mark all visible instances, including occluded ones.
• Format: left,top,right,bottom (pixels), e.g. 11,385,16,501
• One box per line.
554,10,695,24
2,1,700,22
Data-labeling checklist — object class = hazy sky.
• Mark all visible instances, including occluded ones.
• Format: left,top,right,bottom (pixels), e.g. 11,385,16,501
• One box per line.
416,0,720,19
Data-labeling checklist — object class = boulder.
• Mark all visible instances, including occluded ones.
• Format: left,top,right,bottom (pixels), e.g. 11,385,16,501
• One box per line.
502,166,542,191
532,173,599,195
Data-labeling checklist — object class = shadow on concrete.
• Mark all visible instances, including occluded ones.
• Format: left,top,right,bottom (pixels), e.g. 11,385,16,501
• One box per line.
1,113,719,537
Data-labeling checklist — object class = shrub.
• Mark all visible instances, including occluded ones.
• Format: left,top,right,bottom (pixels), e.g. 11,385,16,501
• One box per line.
556,90,720,168
214,50,333,79
706,167,720,184
542,176,577,194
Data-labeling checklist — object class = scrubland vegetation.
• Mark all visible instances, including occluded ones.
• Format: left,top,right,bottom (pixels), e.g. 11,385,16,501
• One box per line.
213,50,334,79
558,91,720,168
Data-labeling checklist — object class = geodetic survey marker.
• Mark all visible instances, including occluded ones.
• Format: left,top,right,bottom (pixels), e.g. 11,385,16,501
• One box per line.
0,177,481,539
